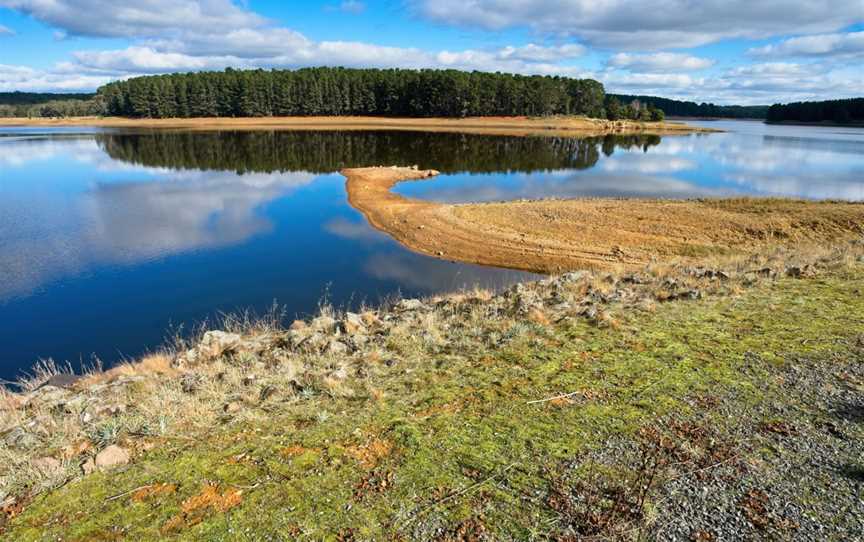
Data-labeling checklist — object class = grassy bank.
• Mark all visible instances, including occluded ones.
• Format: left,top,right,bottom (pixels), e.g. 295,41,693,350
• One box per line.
2,242,863,539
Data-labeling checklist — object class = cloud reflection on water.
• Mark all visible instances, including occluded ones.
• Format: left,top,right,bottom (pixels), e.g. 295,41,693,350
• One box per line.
0,137,318,300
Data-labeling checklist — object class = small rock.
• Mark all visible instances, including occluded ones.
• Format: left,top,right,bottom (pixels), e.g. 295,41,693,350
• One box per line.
31,456,62,476
81,456,96,475
342,312,366,334
560,271,589,283
395,299,426,312
289,320,308,331
325,340,350,355
198,330,242,360
43,373,82,389
785,265,812,278
3,426,41,450
95,445,130,470
223,401,243,414
180,373,201,393
311,315,338,333
360,312,381,327
299,332,329,353
581,305,599,320
24,385,73,409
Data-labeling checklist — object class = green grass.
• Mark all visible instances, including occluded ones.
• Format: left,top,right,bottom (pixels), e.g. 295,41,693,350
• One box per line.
6,268,864,540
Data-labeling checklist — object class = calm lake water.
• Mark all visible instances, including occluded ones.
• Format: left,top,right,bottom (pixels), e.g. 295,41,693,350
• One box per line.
1,120,862,380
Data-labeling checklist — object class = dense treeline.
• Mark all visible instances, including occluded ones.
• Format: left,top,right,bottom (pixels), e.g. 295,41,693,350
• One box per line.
0,91,94,105
96,131,660,174
0,91,101,118
97,67,606,119
611,94,769,119
603,96,665,122
0,99,104,118
766,98,864,125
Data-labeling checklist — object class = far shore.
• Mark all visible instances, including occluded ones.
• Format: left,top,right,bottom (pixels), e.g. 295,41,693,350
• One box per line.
0,115,716,136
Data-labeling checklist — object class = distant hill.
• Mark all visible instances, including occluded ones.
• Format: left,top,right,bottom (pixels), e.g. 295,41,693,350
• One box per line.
610,94,769,119
0,91,95,105
767,98,864,125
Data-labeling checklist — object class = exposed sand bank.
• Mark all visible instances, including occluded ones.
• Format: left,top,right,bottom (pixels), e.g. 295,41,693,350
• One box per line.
343,166,864,273
0,115,715,136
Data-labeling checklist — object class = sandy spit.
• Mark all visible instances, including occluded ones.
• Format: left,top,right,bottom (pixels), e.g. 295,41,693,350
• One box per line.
343,166,864,273
0,115,716,136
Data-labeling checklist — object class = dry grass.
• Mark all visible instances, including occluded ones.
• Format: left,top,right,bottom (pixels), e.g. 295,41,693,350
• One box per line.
0,115,713,137
81,353,177,386
344,166,864,274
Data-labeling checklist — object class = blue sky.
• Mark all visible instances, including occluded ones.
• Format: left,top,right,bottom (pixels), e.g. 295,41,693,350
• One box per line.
0,0,862,104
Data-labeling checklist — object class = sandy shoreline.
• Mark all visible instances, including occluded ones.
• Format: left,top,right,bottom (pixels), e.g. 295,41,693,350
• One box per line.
343,166,864,273
0,115,715,136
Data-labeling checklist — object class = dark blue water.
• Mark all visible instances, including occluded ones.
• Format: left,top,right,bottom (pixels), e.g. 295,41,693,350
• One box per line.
1,121,862,380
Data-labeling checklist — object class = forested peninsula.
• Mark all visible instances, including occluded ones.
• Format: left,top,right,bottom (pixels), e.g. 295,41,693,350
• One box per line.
97,67,609,119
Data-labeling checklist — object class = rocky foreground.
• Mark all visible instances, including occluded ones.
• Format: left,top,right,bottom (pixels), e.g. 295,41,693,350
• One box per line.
2,242,863,539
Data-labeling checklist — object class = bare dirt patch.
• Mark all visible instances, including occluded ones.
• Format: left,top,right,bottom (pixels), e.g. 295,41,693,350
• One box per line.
344,166,864,273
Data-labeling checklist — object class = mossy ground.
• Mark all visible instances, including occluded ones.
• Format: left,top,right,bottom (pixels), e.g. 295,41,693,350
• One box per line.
6,267,864,540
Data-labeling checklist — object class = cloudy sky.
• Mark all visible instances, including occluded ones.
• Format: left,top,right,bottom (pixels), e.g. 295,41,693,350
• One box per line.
0,0,862,104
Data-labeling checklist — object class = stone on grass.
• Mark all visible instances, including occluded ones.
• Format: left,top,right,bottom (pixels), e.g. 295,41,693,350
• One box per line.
81,457,96,475
223,401,243,414
31,456,62,476
43,374,82,389
325,340,350,355
395,299,425,312
311,316,338,333
95,445,130,470
289,320,308,331
198,330,242,359
342,312,366,334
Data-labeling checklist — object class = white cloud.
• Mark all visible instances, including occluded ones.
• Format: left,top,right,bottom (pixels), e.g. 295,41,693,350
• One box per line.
749,31,864,58
1,0,861,102
0,63,112,91
415,0,864,50
71,46,215,72
0,24,15,36
337,0,365,14
497,43,586,62
608,52,714,72
0,0,263,38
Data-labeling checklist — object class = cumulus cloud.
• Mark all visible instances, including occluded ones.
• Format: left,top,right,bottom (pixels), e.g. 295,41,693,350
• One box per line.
414,0,863,50
608,52,714,72
749,31,864,58
0,63,113,91
1,0,861,102
336,0,365,14
0,0,263,38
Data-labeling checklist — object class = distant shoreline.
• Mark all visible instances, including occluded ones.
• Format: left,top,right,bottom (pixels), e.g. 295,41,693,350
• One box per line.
765,120,864,128
0,115,716,136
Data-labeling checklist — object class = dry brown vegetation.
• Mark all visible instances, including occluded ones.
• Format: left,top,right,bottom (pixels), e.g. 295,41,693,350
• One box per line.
0,115,712,136
344,166,864,273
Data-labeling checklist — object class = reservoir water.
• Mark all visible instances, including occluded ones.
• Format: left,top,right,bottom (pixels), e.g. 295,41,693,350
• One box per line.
1,120,862,380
